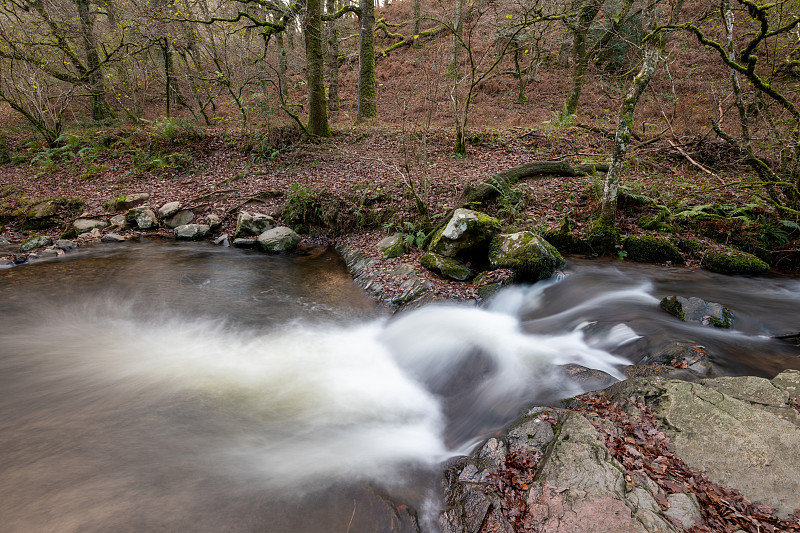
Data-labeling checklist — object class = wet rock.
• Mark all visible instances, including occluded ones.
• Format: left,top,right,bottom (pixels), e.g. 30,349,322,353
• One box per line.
257,226,300,252
232,238,258,247
377,233,407,259
235,211,275,237
174,224,210,240
158,201,182,219
703,248,769,275
428,208,500,260
489,231,565,281
642,341,714,377
206,213,223,233
73,217,109,234
12,255,27,265
125,206,158,229
660,296,733,328
622,235,682,264
54,239,76,251
19,235,53,252
101,233,126,243
164,209,194,229
420,252,472,281
556,363,620,390
214,234,230,246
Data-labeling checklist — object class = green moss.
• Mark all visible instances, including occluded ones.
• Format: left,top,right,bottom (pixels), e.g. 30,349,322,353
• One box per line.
420,252,473,281
703,248,770,275
622,235,682,264
103,196,125,212
586,221,619,255
708,307,733,328
489,232,565,281
19,234,53,252
659,296,685,321
676,238,704,258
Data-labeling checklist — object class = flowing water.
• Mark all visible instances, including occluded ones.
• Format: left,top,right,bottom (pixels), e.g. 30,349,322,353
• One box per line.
0,240,798,532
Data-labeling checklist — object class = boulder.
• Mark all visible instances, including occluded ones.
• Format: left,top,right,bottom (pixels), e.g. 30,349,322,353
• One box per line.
73,217,109,234
26,199,58,219
420,252,473,281
158,201,182,219
164,209,194,229
18,235,53,252
235,211,275,237
703,248,769,275
214,234,230,246
101,233,126,243
54,239,76,251
428,208,501,259
125,206,158,229
622,235,682,264
106,192,149,211
660,296,733,328
377,233,407,259
108,214,129,229
257,226,300,252
174,224,210,240
641,341,714,376
488,231,565,281
232,238,258,247
205,213,223,233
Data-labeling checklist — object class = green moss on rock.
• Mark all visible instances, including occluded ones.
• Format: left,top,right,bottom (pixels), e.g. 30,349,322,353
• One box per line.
703,248,770,275
428,208,501,259
586,221,618,255
622,235,682,264
489,231,565,281
676,238,704,258
659,296,685,321
420,252,473,281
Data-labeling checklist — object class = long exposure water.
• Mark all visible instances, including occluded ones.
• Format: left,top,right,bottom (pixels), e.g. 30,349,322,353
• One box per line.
1,240,798,532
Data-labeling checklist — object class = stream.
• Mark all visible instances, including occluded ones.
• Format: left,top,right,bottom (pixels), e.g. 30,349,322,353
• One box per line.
0,240,798,532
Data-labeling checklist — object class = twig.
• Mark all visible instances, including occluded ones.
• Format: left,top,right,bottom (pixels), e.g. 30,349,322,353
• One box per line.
345,500,356,533
668,140,725,184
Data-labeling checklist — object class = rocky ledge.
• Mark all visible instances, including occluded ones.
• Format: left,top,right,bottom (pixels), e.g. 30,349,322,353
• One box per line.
441,370,800,532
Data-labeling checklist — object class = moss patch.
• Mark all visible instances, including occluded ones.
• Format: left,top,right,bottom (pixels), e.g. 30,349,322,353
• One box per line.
586,221,618,255
622,235,682,264
659,296,685,321
489,232,565,281
420,252,473,281
703,248,770,275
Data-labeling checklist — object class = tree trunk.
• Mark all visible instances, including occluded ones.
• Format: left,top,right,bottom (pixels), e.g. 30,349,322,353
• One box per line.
326,0,340,112
162,37,172,118
75,0,113,121
450,0,465,155
599,0,684,225
723,0,750,149
304,0,331,136
563,0,603,117
277,30,288,99
357,0,376,120
412,0,421,48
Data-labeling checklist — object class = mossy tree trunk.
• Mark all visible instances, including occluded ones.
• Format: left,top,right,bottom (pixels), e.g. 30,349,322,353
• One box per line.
326,0,340,112
304,0,331,137
600,0,684,225
356,0,376,120
412,0,422,48
75,0,114,121
562,0,603,118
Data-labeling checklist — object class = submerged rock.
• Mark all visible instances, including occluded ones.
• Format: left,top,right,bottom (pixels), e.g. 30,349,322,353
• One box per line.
488,231,565,281
660,295,733,328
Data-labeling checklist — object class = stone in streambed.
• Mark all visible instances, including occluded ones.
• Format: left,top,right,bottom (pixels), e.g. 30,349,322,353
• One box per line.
257,226,300,252
420,252,472,281
660,295,733,328
489,231,565,281
164,209,194,228
19,235,52,252
377,233,407,258
174,224,210,240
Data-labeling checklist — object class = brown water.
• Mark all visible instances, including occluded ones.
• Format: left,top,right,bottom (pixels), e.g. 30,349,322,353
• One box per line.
0,241,798,532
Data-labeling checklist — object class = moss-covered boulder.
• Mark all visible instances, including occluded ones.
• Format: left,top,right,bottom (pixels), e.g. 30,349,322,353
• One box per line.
675,237,704,258
489,231,565,281
19,235,53,252
104,192,150,212
703,248,769,275
542,217,591,254
377,233,407,259
428,208,501,260
622,235,682,264
586,221,618,255
420,252,473,281
125,206,158,229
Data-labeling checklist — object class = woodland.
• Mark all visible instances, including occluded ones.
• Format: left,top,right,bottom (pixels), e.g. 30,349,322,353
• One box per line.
1,0,800,272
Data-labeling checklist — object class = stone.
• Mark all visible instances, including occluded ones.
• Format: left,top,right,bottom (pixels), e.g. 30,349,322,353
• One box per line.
488,231,565,281
214,234,230,246
125,206,158,229
54,239,76,251
108,214,128,229
703,247,770,275
205,213,223,233
164,209,194,229
377,233,407,259
257,226,300,253
18,235,53,252
428,208,501,259
115,193,150,210
642,341,714,376
73,217,109,234
232,238,258,247
158,201,182,219
174,224,210,240
660,296,733,328
622,235,683,264
420,252,472,281
27,199,58,219
235,211,275,237
664,492,702,530
101,233,126,243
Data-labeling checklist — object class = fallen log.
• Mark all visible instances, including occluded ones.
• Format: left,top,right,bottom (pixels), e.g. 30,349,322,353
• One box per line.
461,160,609,206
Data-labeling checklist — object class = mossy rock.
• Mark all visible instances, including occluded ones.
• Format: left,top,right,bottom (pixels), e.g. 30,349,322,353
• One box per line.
19,235,53,253
428,208,501,260
703,248,770,275
489,231,565,281
420,252,473,281
377,233,407,259
622,235,682,264
586,221,619,255
676,238,704,258
543,218,590,254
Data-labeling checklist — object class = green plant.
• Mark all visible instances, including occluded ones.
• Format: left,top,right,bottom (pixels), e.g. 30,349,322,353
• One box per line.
283,183,322,230
485,177,525,220
402,221,427,248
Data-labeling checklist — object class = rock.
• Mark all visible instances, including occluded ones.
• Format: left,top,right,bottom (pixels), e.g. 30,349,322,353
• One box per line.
108,214,129,229
54,239,76,251
377,233,407,259
12,255,27,265
420,252,472,281
27,199,58,219
664,492,702,530
174,224,210,240
214,234,230,246
660,296,733,328
158,201,182,219
86,227,102,238
257,226,300,252
105,193,149,211
73,217,109,234
703,247,769,275
556,363,620,390
428,208,500,260
18,235,53,252
543,217,592,254
101,233,126,243
235,211,275,237
641,341,714,377
488,231,565,281
205,213,223,233
30,247,59,259
622,235,683,264
164,209,194,229
232,238,258,247
125,206,158,229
